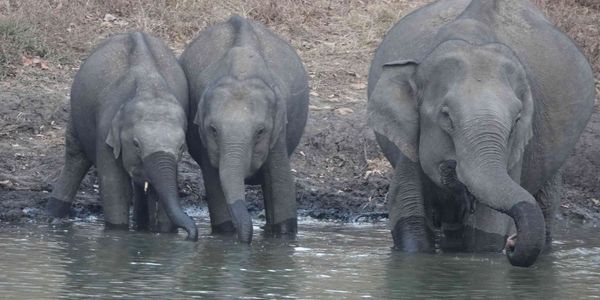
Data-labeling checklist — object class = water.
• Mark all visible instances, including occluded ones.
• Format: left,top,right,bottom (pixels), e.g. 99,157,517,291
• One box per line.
0,216,599,299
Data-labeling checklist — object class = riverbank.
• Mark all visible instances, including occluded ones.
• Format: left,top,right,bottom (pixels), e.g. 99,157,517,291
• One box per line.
1,0,599,225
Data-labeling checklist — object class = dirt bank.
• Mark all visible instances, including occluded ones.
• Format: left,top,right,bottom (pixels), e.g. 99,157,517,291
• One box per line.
1,1,599,225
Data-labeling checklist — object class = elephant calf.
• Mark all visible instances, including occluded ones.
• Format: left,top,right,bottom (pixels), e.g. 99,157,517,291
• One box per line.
368,0,595,266
46,32,197,240
180,16,309,243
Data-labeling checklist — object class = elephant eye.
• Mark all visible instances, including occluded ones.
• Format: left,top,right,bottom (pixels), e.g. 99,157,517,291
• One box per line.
440,106,454,130
132,138,140,148
209,124,218,136
256,126,266,137
514,113,521,125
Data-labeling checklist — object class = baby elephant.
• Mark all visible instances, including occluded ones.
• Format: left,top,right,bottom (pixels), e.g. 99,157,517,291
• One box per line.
46,32,197,240
180,16,309,243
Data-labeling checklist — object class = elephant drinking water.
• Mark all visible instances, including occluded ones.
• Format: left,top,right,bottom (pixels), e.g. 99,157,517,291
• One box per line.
46,32,197,240
180,16,309,243
367,0,595,266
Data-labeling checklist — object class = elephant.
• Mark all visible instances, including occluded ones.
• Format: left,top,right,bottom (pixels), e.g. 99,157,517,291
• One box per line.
367,0,595,267
46,32,198,240
180,15,309,243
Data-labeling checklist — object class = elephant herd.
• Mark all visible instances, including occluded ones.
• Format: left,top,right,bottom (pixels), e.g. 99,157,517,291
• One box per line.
45,0,596,267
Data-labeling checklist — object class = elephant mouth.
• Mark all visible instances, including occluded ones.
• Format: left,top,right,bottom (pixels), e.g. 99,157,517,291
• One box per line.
129,167,147,183
439,160,477,219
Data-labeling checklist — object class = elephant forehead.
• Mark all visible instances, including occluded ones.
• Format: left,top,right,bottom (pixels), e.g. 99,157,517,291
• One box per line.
421,41,520,79
123,97,186,122
213,77,276,102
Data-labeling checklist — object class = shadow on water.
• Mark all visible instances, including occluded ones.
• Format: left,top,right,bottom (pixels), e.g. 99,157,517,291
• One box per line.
0,219,598,299
383,251,563,299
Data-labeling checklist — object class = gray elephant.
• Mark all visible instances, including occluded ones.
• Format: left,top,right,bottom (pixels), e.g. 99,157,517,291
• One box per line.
180,16,309,243
46,32,197,240
368,0,595,266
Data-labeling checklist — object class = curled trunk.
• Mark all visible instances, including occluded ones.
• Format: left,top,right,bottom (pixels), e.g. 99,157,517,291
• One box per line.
143,151,198,241
455,123,545,267
458,165,545,267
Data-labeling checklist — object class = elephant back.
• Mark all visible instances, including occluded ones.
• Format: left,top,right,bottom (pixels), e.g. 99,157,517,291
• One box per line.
490,0,595,192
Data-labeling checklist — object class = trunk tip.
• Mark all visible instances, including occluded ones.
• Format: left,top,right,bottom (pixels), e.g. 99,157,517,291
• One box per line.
505,201,546,267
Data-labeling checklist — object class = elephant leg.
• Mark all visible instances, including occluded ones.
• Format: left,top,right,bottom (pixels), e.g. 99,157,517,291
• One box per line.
198,152,235,235
47,124,92,218
463,204,514,252
388,155,433,252
261,137,297,238
147,185,158,232
133,183,149,231
534,170,563,249
97,145,131,230
154,185,178,234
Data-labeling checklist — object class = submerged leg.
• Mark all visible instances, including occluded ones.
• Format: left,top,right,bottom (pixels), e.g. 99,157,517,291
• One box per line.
261,137,297,238
47,124,92,218
133,182,149,231
534,170,562,248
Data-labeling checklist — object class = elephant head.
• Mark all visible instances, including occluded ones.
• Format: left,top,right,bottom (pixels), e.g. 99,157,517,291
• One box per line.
106,93,198,241
194,74,285,243
368,40,545,267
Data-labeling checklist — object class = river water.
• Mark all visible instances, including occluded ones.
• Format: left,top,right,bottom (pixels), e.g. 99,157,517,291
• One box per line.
0,215,599,299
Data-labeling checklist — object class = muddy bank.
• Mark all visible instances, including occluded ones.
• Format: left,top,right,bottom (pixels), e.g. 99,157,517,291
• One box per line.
1,0,599,226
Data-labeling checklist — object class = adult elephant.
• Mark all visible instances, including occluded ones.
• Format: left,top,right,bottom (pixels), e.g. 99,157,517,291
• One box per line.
46,32,197,240
180,16,309,243
368,0,595,267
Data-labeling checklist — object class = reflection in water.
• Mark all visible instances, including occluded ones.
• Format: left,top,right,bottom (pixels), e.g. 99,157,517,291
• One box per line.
0,219,599,299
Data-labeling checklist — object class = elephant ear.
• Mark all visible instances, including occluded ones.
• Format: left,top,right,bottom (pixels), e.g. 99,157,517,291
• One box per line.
367,60,420,162
105,108,123,159
507,83,534,170
270,84,288,149
193,88,210,145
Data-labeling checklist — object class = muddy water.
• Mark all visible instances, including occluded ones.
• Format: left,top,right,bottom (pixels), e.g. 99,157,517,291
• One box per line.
0,216,599,299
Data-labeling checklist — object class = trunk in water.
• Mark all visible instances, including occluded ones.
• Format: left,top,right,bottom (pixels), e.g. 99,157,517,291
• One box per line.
219,143,253,243
457,160,545,267
143,151,198,241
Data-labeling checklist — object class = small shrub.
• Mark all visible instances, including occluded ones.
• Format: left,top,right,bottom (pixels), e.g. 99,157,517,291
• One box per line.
0,18,47,78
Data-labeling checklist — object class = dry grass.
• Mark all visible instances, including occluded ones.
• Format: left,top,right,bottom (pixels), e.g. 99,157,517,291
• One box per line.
0,0,428,91
0,18,48,77
1,0,597,91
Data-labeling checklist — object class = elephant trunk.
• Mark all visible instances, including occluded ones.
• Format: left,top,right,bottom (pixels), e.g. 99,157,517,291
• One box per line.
143,151,198,241
219,142,253,243
455,122,545,267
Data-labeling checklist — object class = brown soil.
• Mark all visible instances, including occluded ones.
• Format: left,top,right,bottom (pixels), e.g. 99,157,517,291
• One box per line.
1,0,599,224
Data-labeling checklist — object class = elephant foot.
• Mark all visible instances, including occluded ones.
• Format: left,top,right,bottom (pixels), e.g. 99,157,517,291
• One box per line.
212,221,236,235
229,200,253,244
156,222,178,234
104,222,129,230
391,216,434,253
440,223,465,252
263,218,297,239
46,197,72,218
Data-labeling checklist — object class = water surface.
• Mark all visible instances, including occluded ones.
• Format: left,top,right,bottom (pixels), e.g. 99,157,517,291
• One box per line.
0,216,599,299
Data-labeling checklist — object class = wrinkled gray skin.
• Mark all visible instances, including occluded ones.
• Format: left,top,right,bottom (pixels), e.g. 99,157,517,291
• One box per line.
46,32,198,241
368,0,595,267
180,16,309,243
